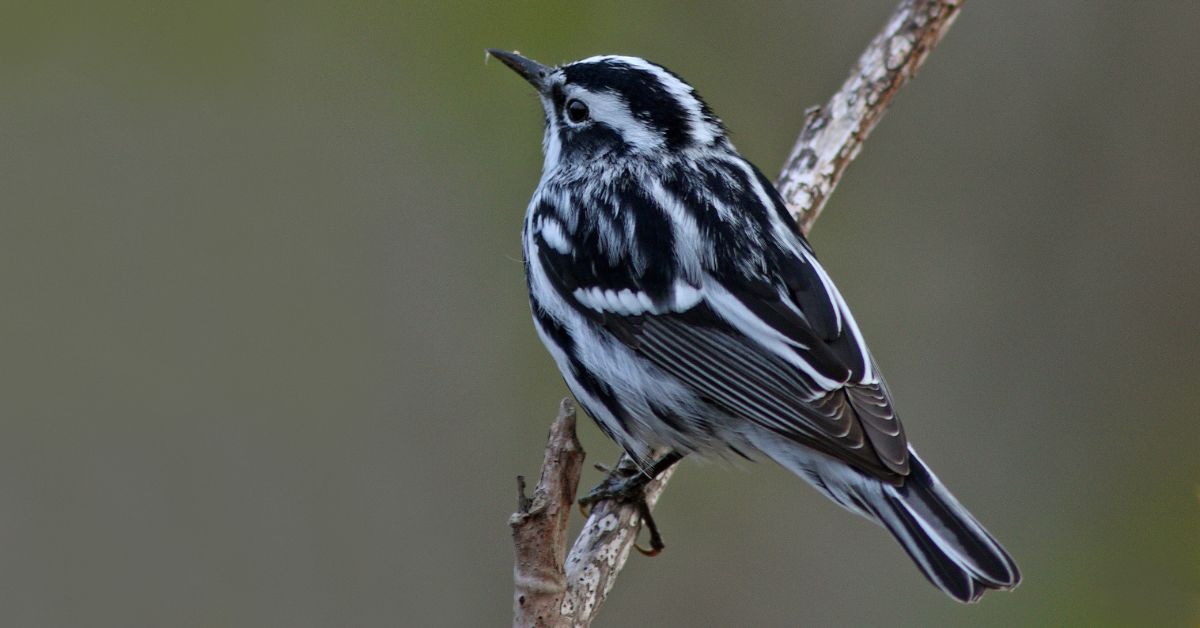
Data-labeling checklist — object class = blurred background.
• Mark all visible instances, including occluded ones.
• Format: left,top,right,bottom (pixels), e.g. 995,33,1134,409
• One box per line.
2,1,1198,626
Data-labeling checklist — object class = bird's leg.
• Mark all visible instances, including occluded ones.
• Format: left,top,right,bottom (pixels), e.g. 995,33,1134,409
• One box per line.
578,451,683,555
633,499,665,556
579,451,682,507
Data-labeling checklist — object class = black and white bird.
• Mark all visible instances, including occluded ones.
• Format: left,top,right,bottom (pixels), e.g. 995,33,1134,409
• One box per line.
489,49,1020,603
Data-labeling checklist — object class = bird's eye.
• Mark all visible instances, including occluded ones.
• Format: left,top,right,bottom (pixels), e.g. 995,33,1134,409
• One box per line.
565,99,589,123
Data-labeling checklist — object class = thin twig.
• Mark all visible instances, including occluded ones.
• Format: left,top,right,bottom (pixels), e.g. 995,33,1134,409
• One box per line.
511,1,966,625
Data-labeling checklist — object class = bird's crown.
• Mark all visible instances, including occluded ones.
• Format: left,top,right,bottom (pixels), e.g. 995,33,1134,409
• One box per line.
490,51,729,165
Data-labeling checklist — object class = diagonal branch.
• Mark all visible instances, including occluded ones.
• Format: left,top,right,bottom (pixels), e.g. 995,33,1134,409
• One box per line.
778,0,964,235
511,1,966,625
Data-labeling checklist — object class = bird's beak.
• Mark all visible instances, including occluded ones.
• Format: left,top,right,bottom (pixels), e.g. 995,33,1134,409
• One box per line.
487,49,551,93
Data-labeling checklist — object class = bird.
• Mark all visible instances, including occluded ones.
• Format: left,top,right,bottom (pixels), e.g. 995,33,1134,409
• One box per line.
488,49,1020,603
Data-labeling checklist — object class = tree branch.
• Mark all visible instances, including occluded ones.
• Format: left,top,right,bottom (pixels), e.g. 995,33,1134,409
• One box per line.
777,0,963,235
511,1,965,625
511,400,584,627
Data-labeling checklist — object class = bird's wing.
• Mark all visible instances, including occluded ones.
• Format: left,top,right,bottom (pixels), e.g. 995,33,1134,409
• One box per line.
535,234,910,480
629,280,908,479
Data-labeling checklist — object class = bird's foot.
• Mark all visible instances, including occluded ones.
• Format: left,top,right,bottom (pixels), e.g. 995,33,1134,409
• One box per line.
578,463,651,511
577,453,681,556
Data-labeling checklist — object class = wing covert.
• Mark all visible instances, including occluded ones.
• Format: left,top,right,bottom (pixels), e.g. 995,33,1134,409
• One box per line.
614,294,908,478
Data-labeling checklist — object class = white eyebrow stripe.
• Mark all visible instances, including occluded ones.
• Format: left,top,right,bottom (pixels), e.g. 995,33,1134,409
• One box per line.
564,86,664,152
569,55,721,147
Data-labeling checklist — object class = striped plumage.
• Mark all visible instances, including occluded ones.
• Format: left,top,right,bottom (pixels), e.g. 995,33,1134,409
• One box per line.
491,50,1020,602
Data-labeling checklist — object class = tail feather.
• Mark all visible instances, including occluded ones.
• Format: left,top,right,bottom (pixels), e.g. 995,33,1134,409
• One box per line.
869,496,979,601
885,456,1020,595
871,453,1020,601
749,431,1020,602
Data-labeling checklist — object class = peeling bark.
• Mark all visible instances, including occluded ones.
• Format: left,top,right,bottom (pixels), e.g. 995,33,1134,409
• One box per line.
510,400,674,627
510,400,584,627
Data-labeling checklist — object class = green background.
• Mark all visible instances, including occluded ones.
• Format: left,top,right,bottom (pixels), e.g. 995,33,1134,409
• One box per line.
3,1,1198,626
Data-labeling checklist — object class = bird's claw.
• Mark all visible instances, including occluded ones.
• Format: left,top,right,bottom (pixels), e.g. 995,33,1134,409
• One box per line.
634,543,662,557
632,500,664,556
578,464,647,507
577,466,666,556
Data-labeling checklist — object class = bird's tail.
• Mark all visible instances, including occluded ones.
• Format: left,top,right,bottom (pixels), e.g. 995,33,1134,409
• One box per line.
866,451,1021,602
750,434,1020,602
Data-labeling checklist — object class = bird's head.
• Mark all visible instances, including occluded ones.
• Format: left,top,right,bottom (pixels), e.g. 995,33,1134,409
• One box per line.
488,50,728,170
